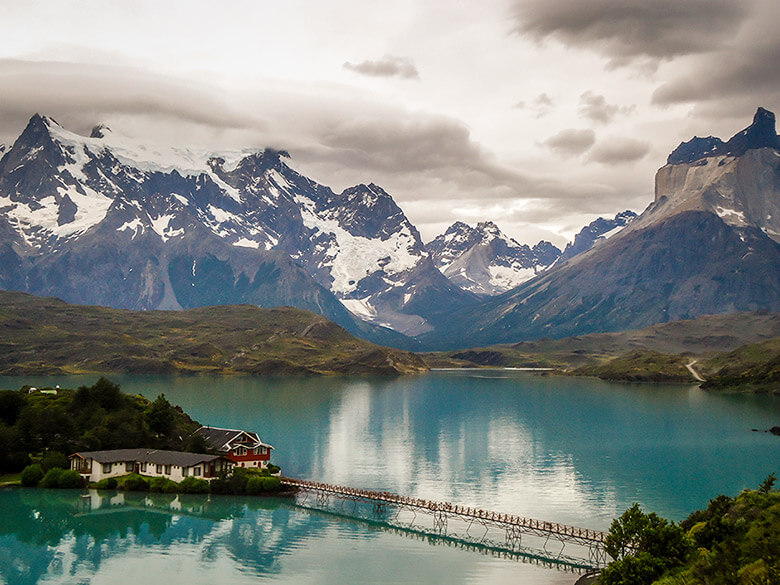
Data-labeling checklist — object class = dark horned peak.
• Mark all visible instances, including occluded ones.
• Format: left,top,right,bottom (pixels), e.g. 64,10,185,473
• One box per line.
668,107,780,165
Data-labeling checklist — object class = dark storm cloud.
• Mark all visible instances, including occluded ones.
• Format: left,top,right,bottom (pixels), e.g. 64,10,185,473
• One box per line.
652,39,780,107
578,91,631,124
511,0,752,63
343,56,419,79
0,59,261,141
541,128,595,156
296,112,553,201
587,137,650,165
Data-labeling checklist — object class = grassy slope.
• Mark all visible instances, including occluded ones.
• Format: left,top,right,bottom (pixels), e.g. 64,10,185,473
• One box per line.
700,337,780,393
573,350,693,383
422,312,780,387
0,291,426,376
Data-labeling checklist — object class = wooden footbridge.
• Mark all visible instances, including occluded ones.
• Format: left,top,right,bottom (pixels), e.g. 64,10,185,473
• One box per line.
281,478,610,569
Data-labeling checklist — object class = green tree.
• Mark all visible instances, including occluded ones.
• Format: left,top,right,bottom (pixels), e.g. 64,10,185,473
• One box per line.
41,451,68,471
0,391,25,426
606,503,648,561
603,504,691,585
759,472,777,494
92,377,122,410
146,394,175,438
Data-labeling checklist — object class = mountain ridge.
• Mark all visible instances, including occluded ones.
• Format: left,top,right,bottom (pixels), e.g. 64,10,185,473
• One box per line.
0,113,476,342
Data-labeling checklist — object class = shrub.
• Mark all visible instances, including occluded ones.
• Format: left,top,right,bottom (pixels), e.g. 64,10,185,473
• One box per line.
261,476,282,492
162,479,179,493
229,467,250,494
41,451,69,472
40,467,63,488
57,469,84,488
245,476,264,495
95,477,118,490
123,474,149,492
266,464,281,475
246,476,282,494
179,476,209,494
209,476,232,495
150,476,179,493
20,463,44,487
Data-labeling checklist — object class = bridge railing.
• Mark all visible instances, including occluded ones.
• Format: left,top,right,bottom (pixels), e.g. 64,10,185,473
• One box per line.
280,477,608,544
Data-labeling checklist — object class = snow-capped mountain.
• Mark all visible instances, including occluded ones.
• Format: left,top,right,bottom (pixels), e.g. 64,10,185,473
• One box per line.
0,114,475,340
427,221,561,295
417,107,780,349
559,210,637,262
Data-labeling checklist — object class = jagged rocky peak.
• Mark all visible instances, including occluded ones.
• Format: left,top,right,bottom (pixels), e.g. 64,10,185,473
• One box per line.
90,124,112,138
532,240,563,265
560,210,637,261
668,107,780,164
230,148,290,174
427,220,562,296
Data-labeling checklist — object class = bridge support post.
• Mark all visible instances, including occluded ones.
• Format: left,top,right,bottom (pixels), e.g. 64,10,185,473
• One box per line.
588,545,607,568
505,525,522,551
316,492,329,507
433,510,447,534
373,502,386,516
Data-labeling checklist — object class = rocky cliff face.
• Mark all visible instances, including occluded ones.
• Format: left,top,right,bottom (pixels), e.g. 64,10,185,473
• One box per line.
634,107,780,242
426,221,560,295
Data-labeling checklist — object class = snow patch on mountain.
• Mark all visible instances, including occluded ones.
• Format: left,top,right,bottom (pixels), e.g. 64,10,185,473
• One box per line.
233,237,261,249
296,194,421,295
488,265,537,291
117,217,144,239
341,298,378,319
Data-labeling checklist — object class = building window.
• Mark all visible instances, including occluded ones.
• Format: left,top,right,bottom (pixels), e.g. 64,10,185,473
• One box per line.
156,464,163,474
193,467,201,476
164,465,171,475
261,447,268,455
235,446,247,456
126,462,134,472
183,468,189,477
102,463,112,473
140,462,147,473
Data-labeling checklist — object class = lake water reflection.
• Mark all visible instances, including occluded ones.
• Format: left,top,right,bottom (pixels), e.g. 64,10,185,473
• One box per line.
1,370,778,584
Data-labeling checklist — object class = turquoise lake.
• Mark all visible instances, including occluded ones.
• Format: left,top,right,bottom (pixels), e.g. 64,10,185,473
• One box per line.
1,371,779,584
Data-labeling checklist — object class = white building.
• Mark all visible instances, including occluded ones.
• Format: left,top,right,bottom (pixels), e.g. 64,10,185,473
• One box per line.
69,448,233,483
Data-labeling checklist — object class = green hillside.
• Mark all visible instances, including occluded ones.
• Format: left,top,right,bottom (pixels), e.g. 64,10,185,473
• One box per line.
700,337,780,393
0,291,426,376
423,312,780,390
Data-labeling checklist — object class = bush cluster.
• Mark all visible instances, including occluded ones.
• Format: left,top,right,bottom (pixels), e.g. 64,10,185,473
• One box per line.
20,464,84,489
88,466,283,496
602,474,780,585
95,477,118,490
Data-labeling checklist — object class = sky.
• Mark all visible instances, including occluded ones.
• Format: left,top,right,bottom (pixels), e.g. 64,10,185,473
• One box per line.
0,0,778,246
